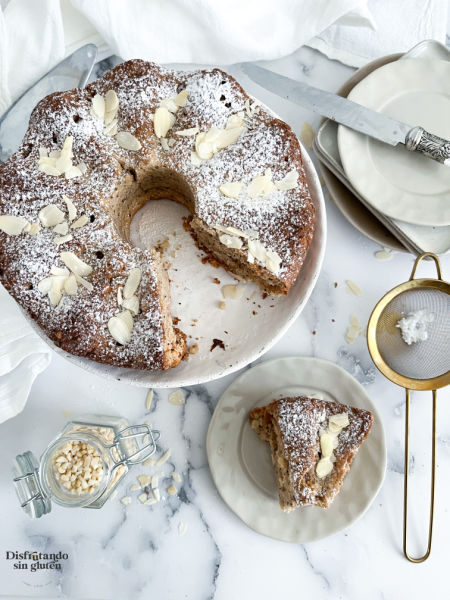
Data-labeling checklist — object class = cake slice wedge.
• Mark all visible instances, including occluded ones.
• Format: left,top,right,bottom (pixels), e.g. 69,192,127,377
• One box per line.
249,396,373,511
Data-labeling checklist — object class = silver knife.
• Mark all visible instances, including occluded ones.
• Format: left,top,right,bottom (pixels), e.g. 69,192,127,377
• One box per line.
0,44,97,162
242,63,450,166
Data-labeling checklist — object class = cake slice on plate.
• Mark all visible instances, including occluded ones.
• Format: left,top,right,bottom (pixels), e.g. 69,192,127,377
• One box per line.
249,396,373,511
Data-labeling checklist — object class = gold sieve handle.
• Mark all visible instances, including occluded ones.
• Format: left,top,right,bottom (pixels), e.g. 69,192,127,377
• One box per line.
403,388,437,563
409,252,443,281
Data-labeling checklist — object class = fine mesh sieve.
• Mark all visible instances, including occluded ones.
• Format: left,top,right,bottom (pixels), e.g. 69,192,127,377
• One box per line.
376,288,450,381
367,253,450,564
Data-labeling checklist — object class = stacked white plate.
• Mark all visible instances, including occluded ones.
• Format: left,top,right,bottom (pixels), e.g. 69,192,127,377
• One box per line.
314,40,450,255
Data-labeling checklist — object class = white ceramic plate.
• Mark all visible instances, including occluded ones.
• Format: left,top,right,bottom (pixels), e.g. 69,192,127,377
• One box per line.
338,59,450,227
23,137,326,388
206,356,386,543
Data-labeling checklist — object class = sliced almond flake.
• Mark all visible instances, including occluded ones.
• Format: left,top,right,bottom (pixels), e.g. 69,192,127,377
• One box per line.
122,294,139,315
60,251,92,277
74,274,93,291
63,196,77,221
145,389,153,411
153,106,176,138
50,266,69,276
115,131,141,151
153,488,161,502
48,150,60,158
145,497,157,505
275,170,298,191
167,484,177,496
160,137,169,151
71,215,89,229
138,474,151,487
219,182,242,198
129,483,141,492
39,205,65,227
64,273,78,295
37,277,53,295
215,126,243,150
244,98,251,117
54,234,73,245
124,267,141,299
0,215,28,235
375,248,393,260
27,223,41,235
39,163,61,176
91,94,105,121
248,239,266,263
172,472,182,483
247,169,276,198
65,165,82,179
226,114,245,129
175,127,199,137
265,249,282,274
53,222,68,235
159,97,179,113
104,89,119,114
178,522,188,535
117,286,123,306
120,496,132,505
104,119,118,136
346,280,363,296
222,284,244,300
300,122,314,149
142,457,157,467
156,449,171,466
151,474,160,489
219,234,243,249
214,225,256,239
108,310,133,345
174,89,188,107
190,151,203,167
168,389,185,406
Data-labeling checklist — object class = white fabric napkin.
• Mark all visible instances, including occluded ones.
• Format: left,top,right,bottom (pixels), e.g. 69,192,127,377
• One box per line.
0,286,51,423
308,0,448,67
69,0,373,65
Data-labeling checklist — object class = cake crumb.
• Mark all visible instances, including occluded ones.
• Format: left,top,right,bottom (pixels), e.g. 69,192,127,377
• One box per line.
210,338,225,351
218,301,226,310
212,277,221,284
189,343,199,354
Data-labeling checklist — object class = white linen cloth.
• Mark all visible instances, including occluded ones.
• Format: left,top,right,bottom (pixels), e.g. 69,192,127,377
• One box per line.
308,0,449,67
0,286,51,423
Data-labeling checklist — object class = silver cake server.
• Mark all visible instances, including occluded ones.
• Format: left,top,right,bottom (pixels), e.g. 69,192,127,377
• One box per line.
0,44,97,163
242,63,450,166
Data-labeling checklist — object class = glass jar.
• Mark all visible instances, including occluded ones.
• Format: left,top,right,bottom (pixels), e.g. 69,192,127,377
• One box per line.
12,414,159,518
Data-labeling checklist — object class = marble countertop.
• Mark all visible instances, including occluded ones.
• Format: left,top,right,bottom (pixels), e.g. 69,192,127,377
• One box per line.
1,45,449,600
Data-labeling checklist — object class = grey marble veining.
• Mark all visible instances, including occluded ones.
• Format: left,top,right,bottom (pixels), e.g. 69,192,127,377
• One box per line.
0,43,449,600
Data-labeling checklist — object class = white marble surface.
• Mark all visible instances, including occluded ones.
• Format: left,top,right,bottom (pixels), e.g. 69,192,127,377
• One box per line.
1,44,450,600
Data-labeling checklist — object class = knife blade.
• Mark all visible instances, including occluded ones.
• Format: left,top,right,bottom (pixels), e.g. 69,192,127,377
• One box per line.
242,63,450,165
0,44,97,162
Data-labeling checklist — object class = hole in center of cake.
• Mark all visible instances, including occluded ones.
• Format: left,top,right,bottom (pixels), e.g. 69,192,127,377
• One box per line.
112,166,194,244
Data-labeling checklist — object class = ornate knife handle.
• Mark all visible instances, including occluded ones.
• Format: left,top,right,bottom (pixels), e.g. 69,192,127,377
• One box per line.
405,127,450,165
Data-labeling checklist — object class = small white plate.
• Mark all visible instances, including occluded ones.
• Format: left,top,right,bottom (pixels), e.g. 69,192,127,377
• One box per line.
206,356,386,543
338,59,450,227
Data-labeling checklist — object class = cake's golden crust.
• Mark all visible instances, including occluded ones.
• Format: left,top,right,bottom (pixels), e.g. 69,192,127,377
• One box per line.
0,60,315,370
249,396,373,510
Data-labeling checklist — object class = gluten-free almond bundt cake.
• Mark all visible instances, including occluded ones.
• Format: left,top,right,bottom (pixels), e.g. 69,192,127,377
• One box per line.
0,60,315,370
